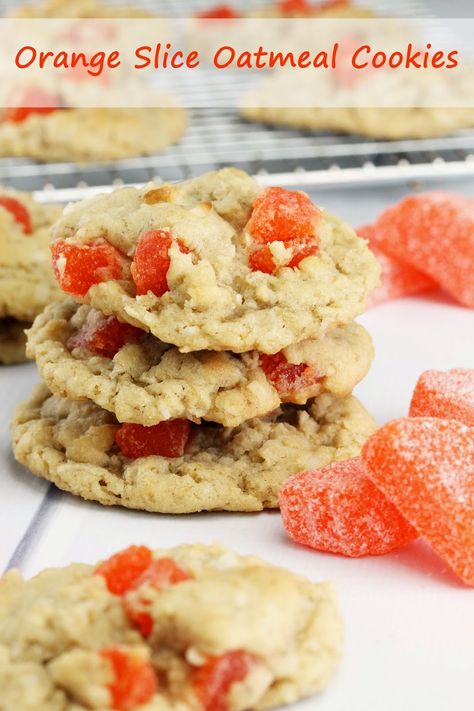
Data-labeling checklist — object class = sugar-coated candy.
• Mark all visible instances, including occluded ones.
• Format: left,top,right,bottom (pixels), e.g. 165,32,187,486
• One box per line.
372,192,474,307
259,352,323,399
130,230,190,297
362,418,474,585
100,647,157,711
358,224,436,308
279,458,417,557
0,196,32,234
3,87,59,124
115,420,191,459
248,187,320,244
67,315,143,359
95,545,153,596
51,240,124,297
409,368,474,426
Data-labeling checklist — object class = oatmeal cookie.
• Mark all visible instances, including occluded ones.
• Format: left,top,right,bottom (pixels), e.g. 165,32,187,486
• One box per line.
11,0,151,17
0,189,61,322
50,168,379,353
27,299,373,426
11,383,375,513
0,542,343,711
0,107,187,163
0,319,29,365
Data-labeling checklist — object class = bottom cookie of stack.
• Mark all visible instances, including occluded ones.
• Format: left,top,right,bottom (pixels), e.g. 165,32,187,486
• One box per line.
11,385,376,513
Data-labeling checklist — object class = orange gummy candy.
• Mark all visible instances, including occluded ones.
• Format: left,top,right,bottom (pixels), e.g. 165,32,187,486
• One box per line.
362,418,474,585
131,230,189,297
358,224,436,308
95,545,153,596
115,420,191,459
101,647,157,711
372,192,474,307
193,651,260,711
409,369,474,427
67,315,143,359
3,87,59,124
0,196,32,234
196,3,238,18
248,186,320,244
279,458,417,557
51,240,124,297
259,352,323,400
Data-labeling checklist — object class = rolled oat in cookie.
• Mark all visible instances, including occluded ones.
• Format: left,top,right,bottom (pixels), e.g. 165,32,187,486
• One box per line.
11,384,375,513
27,299,374,427
0,189,62,322
0,542,343,711
50,168,379,353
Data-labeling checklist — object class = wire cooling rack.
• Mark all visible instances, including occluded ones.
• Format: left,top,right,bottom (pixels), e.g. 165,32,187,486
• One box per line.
2,0,474,193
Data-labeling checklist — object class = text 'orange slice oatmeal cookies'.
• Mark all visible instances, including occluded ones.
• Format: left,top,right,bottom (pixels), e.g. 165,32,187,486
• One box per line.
50,168,379,354
27,299,374,427
0,543,343,711
11,384,375,513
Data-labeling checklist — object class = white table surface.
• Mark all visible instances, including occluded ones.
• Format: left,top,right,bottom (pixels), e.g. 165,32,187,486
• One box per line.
1,180,473,711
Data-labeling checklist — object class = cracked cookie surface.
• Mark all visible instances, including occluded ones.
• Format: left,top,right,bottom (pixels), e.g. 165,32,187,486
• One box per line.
0,542,343,711
27,299,374,426
50,168,379,353
0,189,62,322
12,384,375,513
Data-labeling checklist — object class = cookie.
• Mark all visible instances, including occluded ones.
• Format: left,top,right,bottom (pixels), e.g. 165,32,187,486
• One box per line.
0,319,29,365
0,188,62,322
50,168,379,353
241,105,474,140
11,0,151,17
27,299,374,427
0,543,343,711
12,383,375,513
0,107,187,163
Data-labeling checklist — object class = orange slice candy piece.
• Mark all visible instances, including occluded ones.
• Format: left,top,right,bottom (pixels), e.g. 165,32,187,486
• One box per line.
51,240,124,297
373,192,474,308
3,87,60,124
409,368,474,427
279,457,417,557
248,186,320,244
100,647,157,711
358,224,436,308
131,230,189,297
193,651,260,711
362,418,474,585
67,315,143,359
259,352,323,400
196,3,238,18
0,196,32,234
115,421,191,459
95,545,153,596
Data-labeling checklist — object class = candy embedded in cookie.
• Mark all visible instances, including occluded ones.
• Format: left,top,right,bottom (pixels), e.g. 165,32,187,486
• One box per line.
12,384,375,513
196,3,238,18
372,192,474,308
27,300,373,426
49,169,379,353
280,458,417,557
0,195,32,234
357,224,436,307
362,418,474,585
409,368,474,426
0,543,344,709
3,87,60,124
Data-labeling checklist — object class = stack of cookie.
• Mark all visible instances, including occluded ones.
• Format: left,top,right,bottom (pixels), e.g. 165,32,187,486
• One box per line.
13,168,380,513
0,189,61,364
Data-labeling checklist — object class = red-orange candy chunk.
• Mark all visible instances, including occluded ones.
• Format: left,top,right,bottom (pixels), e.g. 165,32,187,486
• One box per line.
124,558,191,637
279,457,417,557
409,368,474,427
0,196,32,234
101,647,157,711
249,236,319,274
3,87,60,124
67,316,143,359
259,352,323,400
194,651,260,711
51,240,124,297
362,418,474,585
131,230,189,297
95,545,153,595
248,187,320,244
358,224,436,308
196,3,238,18
373,192,474,307
115,421,191,459
277,0,312,13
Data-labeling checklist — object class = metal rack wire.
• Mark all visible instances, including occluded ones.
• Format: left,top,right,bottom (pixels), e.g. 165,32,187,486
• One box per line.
2,0,474,194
